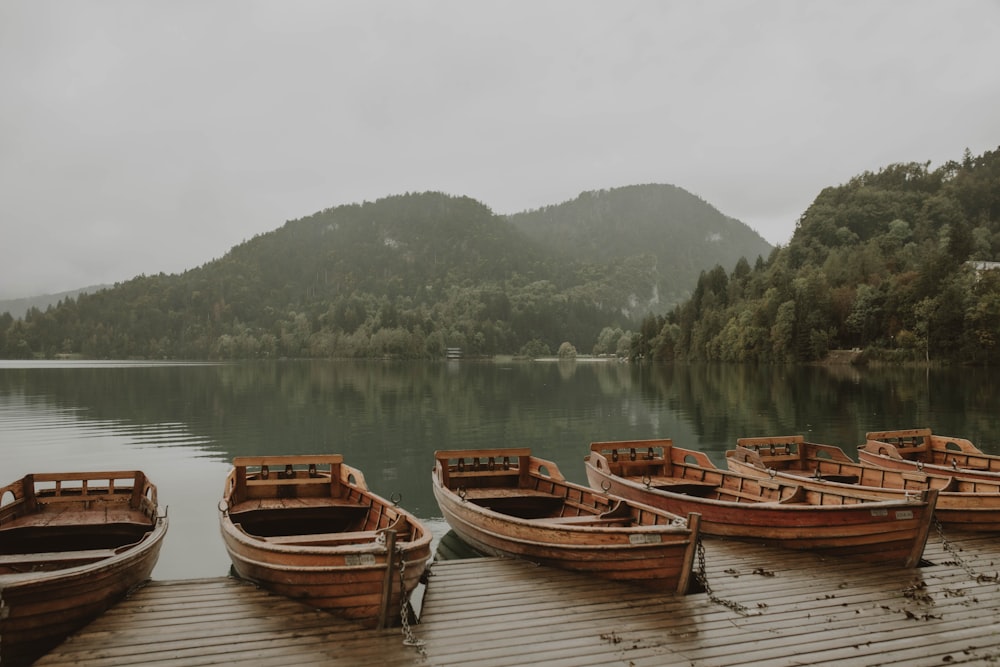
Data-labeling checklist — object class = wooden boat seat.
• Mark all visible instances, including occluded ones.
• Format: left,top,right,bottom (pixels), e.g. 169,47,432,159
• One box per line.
260,530,393,547
0,548,117,567
228,497,370,513
447,469,522,480
243,476,341,488
529,515,632,526
458,487,555,500
715,487,778,503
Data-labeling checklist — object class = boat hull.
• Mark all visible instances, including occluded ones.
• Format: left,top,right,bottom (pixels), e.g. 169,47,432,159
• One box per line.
431,448,700,594
220,521,430,625
585,440,936,568
0,472,168,667
219,455,432,628
729,437,1000,533
860,429,1000,485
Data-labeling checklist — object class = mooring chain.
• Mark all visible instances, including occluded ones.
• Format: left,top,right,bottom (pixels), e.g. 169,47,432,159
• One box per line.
396,546,426,654
694,536,753,616
934,514,989,581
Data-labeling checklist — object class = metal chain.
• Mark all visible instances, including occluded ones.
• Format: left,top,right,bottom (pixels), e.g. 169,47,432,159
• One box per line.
933,514,995,582
694,536,753,616
397,547,426,653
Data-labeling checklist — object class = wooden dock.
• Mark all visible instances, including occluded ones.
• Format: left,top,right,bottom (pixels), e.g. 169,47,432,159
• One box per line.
35,530,1000,666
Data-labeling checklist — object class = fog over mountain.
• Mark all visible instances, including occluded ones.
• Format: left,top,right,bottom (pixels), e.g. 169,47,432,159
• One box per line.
2,2,997,299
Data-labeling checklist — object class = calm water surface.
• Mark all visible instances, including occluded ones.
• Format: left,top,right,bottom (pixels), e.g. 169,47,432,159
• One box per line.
2,359,998,580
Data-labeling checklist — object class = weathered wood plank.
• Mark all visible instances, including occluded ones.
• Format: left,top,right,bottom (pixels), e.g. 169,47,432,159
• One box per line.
34,577,423,667
34,530,1000,667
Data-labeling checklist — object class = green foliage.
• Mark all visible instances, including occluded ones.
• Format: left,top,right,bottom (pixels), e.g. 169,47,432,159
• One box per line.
632,146,1000,365
509,184,773,314
557,341,578,358
7,188,768,360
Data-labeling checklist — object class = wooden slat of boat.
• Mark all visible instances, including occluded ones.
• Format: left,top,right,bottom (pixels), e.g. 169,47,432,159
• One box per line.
260,529,383,545
35,531,1000,666
228,496,367,511
0,548,117,566
528,515,632,525
232,454,344,467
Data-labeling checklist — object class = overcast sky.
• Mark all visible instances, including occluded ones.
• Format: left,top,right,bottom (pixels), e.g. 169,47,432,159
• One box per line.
1,1,998,299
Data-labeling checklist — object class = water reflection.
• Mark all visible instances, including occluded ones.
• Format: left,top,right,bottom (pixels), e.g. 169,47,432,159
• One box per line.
1,359,998,580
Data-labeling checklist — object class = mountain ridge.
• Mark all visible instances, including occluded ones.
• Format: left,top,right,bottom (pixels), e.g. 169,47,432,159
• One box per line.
0,184,772,360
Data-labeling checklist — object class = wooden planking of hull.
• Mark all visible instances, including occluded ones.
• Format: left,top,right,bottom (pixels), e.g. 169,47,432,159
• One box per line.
431,448,701,594
219,454,432,629
861,428,1000,484
584,439,937,568
729,435,1000,533
0,470,168,667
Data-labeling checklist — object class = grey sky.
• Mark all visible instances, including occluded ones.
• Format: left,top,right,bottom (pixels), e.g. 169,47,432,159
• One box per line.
2,1,998,299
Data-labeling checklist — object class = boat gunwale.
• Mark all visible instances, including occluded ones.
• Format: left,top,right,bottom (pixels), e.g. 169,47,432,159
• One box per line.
586,440,935,511
219,457,432,554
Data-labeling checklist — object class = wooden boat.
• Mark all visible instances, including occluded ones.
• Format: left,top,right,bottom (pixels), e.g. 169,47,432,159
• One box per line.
431,448,701,594
728,435,1000,532
0,470,168,667
860,428,1000,483
585,439,937,568
219,455,432,628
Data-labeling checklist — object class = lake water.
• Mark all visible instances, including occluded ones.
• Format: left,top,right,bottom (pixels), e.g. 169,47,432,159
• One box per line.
2,359,998,580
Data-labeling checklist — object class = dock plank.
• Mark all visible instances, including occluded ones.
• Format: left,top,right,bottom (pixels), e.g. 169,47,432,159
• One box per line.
34,529,1000,666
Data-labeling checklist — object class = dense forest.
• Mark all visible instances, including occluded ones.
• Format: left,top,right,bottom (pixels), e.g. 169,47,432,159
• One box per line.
0,186,768,360
510,184,772,311
632,146,1000,365
8,144,996,365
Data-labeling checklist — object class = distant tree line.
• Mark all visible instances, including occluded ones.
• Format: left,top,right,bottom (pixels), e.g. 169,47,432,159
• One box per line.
20,144,996,368
0,193,646,360
631,146,1000,365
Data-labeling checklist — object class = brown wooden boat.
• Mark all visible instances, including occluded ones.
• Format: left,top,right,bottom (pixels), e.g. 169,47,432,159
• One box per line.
729,435,1000,532
0,471,168,667
431,448,701,594
219,454,432,628
860,428,1000,483
585,439,937,568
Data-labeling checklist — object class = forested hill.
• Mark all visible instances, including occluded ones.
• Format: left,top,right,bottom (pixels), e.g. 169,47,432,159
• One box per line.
510,184,773,307
632,146,1000,365
0,188,770,360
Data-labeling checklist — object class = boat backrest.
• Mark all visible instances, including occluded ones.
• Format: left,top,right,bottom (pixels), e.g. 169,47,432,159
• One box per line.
29,471,147,504
589,439,672,477
6,471,158,521
735,436,804,467
434,448,531,489
865,429,932,454
231,455,346,502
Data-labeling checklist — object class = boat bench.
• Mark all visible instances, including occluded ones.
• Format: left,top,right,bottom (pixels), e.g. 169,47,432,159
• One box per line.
715,487,776,503
527,516,632,527
259,530,408,547
715,484,807,504
530,515,632,526
0,548,117,567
